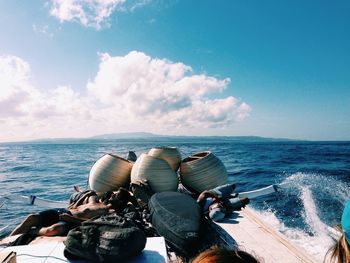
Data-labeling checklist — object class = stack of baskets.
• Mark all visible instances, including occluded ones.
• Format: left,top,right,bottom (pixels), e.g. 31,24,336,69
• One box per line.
88,147,228,194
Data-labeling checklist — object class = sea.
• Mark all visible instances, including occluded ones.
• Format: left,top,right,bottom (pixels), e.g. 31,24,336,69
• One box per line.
0,138,349,261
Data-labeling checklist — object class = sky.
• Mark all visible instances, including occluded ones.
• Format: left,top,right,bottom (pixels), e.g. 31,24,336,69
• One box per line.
0,0,349,142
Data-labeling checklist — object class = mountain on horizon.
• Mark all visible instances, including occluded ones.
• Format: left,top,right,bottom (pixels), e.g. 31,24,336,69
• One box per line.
7,132,298,144
88,132,295,142
90,132,161,139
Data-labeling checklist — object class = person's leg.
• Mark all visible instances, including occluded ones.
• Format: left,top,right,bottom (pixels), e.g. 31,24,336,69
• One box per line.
209,183,236,198
10,214,41,236
38,222,66,236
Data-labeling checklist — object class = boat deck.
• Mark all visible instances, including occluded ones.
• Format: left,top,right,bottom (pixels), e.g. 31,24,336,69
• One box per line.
0,207,318,263
216,207,317,263
0,236,168,263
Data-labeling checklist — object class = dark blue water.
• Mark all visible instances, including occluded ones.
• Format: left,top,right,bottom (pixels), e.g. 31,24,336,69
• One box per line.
1,139,349,260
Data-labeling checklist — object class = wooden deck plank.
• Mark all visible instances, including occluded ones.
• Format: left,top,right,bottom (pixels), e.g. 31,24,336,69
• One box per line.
216,207,317,263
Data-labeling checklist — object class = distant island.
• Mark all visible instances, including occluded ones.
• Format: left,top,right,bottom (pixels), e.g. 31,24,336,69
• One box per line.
18,132,297,144
90,132,298,141
90,132,291,141
90,132,160,139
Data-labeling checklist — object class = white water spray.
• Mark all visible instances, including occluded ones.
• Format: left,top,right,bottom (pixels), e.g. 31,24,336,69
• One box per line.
301,186,330,235
300,186,334,257
256,172,350,262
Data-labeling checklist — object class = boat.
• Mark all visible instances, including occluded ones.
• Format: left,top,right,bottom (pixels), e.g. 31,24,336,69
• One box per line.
0,188,319,262
0,148,320,262
0,208,318,262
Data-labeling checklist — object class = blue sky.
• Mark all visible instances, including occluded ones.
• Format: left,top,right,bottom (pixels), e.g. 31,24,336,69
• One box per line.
0,0,349,142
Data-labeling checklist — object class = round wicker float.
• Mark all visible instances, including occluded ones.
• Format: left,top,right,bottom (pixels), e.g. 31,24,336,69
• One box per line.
131,153,179,192
89,153,133,193
148,147,181,171
180,151,228,193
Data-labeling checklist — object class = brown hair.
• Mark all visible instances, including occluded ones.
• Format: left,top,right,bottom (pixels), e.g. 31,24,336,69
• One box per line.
191,247,260,263
325,226,350,263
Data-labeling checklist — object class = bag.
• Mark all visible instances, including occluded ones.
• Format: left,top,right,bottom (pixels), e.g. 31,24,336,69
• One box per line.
148,192,202,256
63,213,146,262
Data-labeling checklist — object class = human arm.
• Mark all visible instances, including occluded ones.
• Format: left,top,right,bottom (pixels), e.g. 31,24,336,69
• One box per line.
68,190,98,209
197,190,219,204
59,213,85,225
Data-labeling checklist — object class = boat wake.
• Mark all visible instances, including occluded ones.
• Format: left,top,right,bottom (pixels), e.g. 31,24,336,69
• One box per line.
255,172,350,262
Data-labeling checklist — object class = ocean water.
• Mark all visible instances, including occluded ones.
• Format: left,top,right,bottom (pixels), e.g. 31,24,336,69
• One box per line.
0,139,349,261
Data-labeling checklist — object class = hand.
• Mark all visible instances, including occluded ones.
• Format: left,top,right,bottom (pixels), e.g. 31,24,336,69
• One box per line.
197,190,219,203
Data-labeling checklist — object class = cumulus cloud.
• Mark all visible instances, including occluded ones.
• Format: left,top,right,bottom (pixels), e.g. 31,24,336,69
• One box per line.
0,55,34,117
0,52,251,142
0,55,93,141
87,51,251,129
49,0,150,29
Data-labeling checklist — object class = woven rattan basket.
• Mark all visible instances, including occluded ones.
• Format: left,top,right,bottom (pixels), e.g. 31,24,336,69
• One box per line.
148,147,181,171
180,151,228,193
131,153,179,192
89,153,133,192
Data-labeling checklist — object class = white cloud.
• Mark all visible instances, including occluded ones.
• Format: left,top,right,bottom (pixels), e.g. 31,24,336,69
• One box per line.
49,0,149,29
0,55,93,141
0,52,251,142
87,51,251,129
0,55,34,117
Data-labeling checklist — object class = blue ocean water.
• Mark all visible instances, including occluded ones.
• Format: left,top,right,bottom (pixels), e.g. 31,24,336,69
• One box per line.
0,139,349,260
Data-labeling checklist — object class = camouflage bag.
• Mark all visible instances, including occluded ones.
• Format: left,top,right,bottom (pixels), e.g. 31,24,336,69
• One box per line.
64,213,146,262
